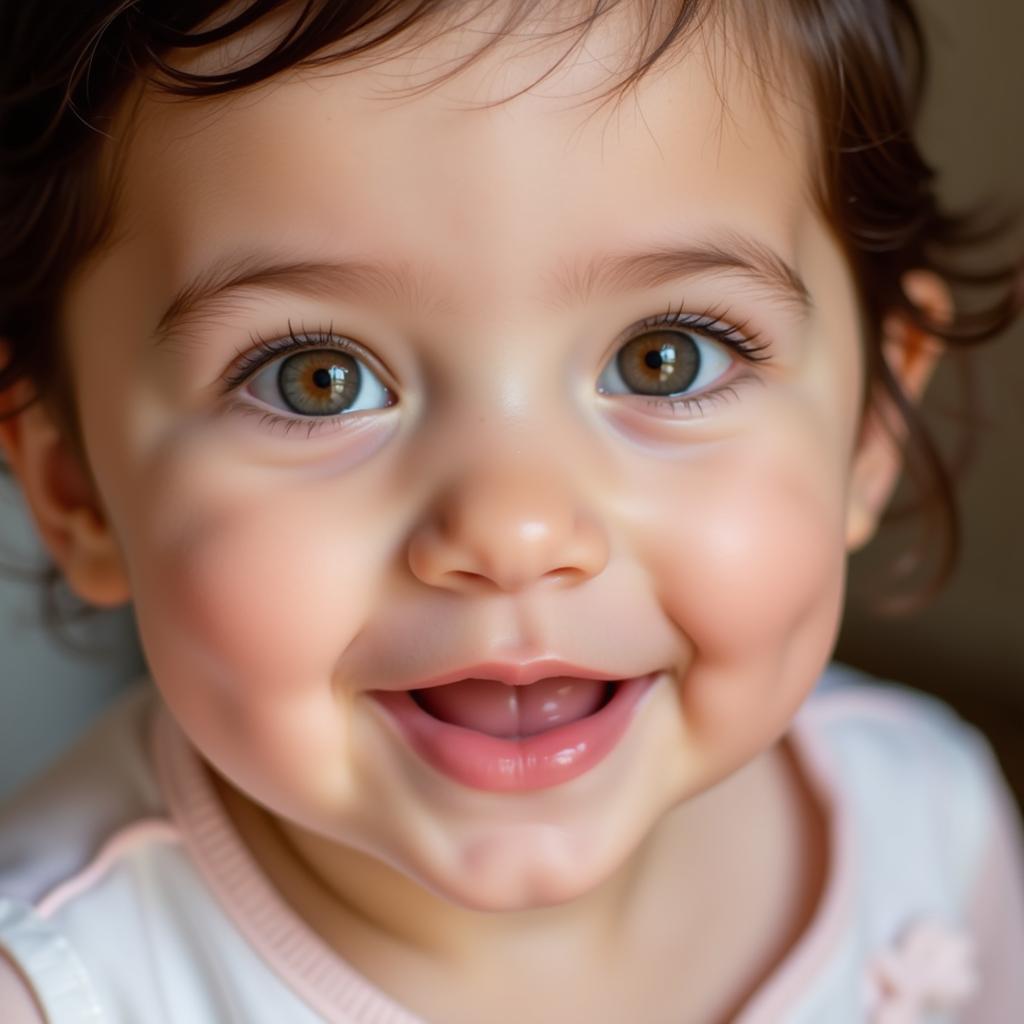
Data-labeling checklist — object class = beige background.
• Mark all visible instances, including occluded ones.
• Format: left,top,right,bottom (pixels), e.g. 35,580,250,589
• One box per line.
837,0,1024,806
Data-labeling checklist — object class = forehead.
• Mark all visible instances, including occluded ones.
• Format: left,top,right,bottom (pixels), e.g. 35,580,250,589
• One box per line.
103,5,818,321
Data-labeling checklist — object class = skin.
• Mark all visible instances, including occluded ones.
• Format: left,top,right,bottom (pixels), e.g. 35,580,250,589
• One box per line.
0,4,950,1021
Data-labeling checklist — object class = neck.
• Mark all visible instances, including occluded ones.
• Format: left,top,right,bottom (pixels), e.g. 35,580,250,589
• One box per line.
208,741,803,981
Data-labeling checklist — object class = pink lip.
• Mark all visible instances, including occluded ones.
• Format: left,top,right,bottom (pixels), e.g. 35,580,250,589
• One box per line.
388,658,632,691
368,671,663,792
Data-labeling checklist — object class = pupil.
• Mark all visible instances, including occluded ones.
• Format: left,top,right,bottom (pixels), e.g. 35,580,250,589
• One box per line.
312,367,332,390
644,350,663,369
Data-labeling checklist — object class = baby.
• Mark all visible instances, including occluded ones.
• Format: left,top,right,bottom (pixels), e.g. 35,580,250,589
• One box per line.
0,0,1022,1021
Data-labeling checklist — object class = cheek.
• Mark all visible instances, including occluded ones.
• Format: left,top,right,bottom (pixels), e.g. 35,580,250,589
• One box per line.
659,453,844,655
119,447,383,802
634,423,848,740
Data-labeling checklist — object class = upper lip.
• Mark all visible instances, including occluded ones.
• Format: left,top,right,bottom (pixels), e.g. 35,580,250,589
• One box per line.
396,659,645,691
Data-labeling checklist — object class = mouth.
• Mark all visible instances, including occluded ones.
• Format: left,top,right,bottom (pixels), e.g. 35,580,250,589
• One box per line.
407,676,622,739
369,671,661,792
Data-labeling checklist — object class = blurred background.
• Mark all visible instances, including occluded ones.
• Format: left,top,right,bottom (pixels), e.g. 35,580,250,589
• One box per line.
0,0,1022,807
836,0,1024,811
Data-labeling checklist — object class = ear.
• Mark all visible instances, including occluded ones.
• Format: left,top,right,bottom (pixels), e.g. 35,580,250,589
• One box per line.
0,343,131,607
845,270,952,552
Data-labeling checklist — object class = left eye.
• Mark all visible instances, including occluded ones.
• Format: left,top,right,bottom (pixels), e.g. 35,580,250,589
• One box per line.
596,329,733,399
247,347,395,418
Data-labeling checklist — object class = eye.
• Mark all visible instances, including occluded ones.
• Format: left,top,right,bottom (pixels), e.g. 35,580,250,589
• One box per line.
597,327,735,401
245,342,395,419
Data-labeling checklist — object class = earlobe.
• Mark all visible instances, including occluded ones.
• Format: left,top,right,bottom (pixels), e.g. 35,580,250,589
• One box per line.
0,381,131,608
844,270,952,552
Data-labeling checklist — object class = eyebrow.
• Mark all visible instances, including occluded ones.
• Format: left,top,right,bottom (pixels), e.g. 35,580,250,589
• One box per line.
152,228,812,347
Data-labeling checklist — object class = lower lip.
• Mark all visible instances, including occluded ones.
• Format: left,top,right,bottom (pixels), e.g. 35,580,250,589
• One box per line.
368,672,661,792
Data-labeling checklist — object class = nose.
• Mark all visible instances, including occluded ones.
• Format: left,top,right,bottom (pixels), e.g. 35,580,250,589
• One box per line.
407,459,610,594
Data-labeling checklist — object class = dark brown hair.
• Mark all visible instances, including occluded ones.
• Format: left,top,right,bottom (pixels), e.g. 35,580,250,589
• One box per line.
0,0,1021,646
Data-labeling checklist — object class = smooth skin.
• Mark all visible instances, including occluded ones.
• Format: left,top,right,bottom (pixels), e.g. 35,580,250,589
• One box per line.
0,4,949,1022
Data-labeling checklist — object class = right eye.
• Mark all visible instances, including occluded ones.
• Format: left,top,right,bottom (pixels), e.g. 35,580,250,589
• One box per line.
243,339,396,420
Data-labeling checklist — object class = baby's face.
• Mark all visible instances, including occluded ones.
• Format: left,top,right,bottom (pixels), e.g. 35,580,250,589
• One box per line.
62,12,864,908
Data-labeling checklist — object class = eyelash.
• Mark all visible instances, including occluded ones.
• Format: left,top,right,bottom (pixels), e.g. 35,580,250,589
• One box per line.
628,301,770,415
221,301,772,436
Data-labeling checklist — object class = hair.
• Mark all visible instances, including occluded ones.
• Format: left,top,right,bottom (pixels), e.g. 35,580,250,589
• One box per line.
0,0,1021,647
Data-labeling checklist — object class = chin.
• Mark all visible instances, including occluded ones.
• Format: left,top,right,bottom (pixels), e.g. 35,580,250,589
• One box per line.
415,828,618,913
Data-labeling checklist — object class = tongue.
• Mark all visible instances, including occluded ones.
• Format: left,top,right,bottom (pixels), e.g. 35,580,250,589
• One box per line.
414,676,610,738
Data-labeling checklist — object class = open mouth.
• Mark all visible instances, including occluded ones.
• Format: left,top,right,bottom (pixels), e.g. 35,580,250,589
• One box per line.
369,671,661,791
407,676,622,739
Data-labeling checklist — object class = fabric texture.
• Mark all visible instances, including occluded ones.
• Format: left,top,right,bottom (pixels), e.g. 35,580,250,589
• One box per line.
0,664,1021,1023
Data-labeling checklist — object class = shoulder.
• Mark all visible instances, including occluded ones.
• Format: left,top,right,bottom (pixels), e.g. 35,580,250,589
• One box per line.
0,678,167,905
798,663,1009,907
803,662,999,786
806,661,984,737
801,665,1024,1019
0,682,207,1022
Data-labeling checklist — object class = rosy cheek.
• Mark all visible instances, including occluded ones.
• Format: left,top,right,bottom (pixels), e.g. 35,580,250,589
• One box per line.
175,509,363,662
632,429,847,741
140,517,364,809
120,451,382,795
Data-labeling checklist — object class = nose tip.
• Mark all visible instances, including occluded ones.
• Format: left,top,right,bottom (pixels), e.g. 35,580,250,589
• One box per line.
406,467,609,594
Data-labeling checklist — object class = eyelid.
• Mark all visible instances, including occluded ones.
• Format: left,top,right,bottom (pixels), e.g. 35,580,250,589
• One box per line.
613,300,772,361
220,318,394,394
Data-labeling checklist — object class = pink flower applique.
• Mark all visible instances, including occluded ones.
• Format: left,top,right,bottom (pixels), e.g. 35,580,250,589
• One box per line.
863,916,979,1023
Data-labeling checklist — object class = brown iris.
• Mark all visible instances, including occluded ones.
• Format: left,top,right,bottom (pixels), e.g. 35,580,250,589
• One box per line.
616,331,700,396
278,350,361,415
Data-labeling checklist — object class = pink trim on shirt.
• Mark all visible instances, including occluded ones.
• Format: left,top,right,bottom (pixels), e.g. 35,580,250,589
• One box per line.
733,705,858,1020
151,705,427,1024
36,820,181,920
